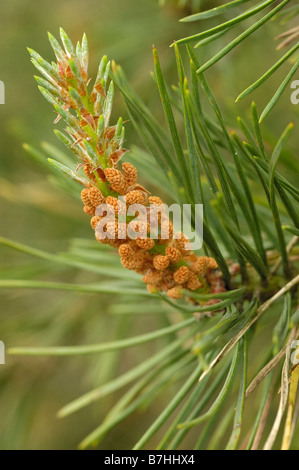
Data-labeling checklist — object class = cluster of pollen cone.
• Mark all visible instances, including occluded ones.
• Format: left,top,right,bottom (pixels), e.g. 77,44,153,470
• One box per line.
30,29,226,305
81,162,226,302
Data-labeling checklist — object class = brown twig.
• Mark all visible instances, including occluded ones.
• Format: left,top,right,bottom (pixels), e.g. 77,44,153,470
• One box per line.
246,328,299,399
198,275,299,383
263,338,293,450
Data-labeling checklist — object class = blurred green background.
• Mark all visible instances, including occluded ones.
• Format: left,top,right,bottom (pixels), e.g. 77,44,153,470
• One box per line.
0,0,298,449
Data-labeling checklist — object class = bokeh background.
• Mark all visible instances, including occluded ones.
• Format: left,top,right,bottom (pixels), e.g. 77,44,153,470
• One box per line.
0,0,298,449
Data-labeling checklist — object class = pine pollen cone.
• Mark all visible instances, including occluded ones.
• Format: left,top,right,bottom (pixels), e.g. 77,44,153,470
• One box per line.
148,196,164,206
88,187,105,207
190,257,209,276
136,238,155,250
121,251,147,271
118,241,138,259
122,162,138,188
125,190,147,206
187,272,203,291
105,196,123,215
104,168,126,194
81,187,105,208
174,233,192,254
165,246,182,264
153,254,170,271
190,256,218,276
81,188,91,206
173,266,190,284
